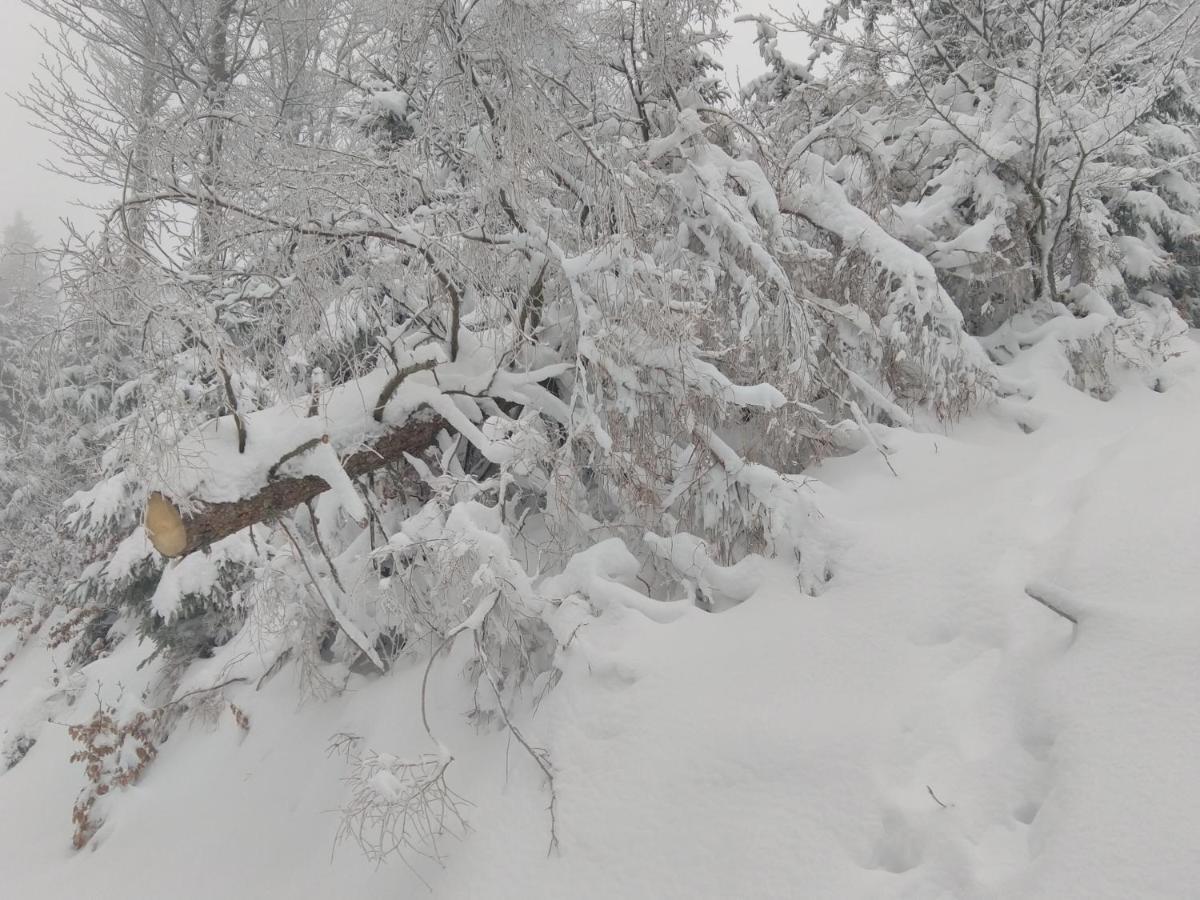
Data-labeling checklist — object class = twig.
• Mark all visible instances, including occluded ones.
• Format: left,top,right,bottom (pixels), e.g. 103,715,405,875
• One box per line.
474,631,559,854
420,631,460,743
267,434,329,481
373,359,438,423
164,676,248,711
1024,582,1080,626
255,648,292,691
216,352,248,453
279,520,385,672
306,501,346,593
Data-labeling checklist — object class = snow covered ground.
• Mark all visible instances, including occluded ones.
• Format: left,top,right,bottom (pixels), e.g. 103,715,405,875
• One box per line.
3,339,1200,899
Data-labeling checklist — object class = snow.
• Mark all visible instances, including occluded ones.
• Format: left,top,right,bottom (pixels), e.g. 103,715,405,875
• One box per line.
150,330,524,507
63,472,135,535
150,533,256,621
371,89,409,120
1118,233,1169,280
541,538,694,624
5,339,1200,898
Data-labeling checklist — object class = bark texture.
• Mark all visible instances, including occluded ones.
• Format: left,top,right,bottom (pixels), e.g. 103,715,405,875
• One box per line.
145,413,447,557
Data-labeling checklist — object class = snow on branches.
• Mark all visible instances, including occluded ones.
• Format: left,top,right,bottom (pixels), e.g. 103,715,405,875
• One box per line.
7,0,1200,868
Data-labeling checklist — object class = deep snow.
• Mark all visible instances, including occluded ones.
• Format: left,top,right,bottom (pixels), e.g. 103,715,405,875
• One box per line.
3,339,1199,899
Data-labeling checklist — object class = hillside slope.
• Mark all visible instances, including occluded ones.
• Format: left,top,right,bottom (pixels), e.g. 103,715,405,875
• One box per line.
3,339,1199,899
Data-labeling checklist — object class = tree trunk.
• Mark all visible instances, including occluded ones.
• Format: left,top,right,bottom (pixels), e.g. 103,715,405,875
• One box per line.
198,0,238,263
145,413,446,558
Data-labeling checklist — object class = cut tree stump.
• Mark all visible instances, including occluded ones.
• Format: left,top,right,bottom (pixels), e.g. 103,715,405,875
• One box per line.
145,414,447,558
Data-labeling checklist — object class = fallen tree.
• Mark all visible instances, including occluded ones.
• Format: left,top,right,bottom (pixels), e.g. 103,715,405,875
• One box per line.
144,414,447,558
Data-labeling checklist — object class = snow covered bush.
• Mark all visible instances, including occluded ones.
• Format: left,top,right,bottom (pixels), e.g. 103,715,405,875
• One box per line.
773,0,1200,383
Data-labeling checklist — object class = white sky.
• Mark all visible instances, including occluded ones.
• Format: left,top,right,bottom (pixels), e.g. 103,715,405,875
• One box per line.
0,3,86,245
725,1,811,91
0,0,807,247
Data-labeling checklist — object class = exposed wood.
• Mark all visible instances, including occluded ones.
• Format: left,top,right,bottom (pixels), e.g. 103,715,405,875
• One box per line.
145,492,189,557
145,413,447,558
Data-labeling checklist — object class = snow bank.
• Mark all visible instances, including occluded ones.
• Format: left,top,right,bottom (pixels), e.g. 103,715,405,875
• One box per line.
4,340,1200,898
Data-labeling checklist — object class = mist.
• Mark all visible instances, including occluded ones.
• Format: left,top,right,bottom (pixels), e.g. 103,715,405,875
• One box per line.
0,4,83,246
0,0,801,250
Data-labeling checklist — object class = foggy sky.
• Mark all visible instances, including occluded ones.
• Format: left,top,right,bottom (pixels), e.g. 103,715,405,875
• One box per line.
0,3,84,246
0,1,804,249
